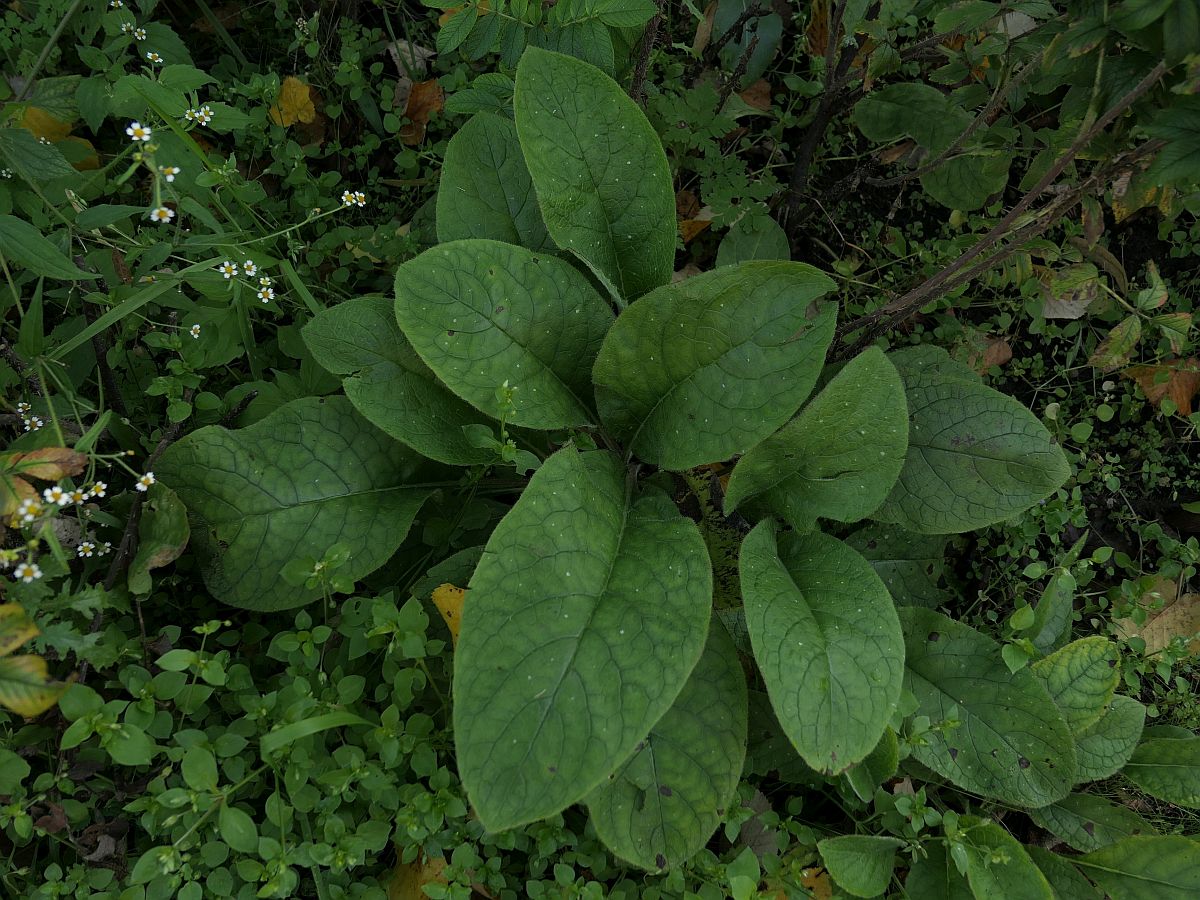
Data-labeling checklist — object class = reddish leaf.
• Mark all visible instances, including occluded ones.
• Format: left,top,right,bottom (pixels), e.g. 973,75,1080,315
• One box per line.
1089,316,1142,371
400,80,445,146
1123,358,1200,416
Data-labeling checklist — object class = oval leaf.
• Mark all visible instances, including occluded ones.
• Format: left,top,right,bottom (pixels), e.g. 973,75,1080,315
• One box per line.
1074,835,1200,900
454,448,712,830
1030,636,1120,733
394,239,613,430
127,483,190,595
1075,694,1146,783
740,524,904,774
876,367,1070,533
303,297,492,465
958,816,1053,900
1123,735,1200,808
156,397,436,611
436,112,552,250
817,835,903,898
514,46,675,298
585,621,747,871
725,346,908,528
1029,793,1155,853
593,262,836,470
900,607,1076,806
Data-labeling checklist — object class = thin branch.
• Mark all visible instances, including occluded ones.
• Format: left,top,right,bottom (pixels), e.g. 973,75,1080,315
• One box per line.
716,35,759,113
0,338,44,397
838,61,1168,348
630,2,664,105
685,2,769,87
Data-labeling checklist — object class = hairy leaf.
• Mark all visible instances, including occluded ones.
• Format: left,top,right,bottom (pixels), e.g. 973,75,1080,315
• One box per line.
303,297,492,465
817,835,903,898
593,262,836,470
725,347,908,528
1074,695,1146,783
1025,846,1104,899
394,239,613,429
1030,793,1155,853
903,842,973,900
436,112,552,250
843,525,950,608
740,524,904,774
900,608,1076,806
157,397,436,611
514,47,675,298
454,448,712,830
1074,836,1200,900
128,484,190,595
1123,735,1200,808
1031,637,1120,733
585,621,747,871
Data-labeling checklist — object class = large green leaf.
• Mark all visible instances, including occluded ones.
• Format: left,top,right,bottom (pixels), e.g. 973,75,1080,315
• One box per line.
593,262,836,470
127,484,190,595
1030,793,1155,853
454,448,712,830
0,215,96,281
900,608,1076,806
302,297,492,466
436,112,552,251
740,524,904,774
903,842,973,900
1073,836,1200,900
1026,846,1104,899
0,127,75,182
817,835,903,898
957,817,1054,900
156,397,436,611
1123,735,1200,807
394,239,613,430
1074,695,1146,783
1031,637,1120,733
843,524,950,608
725,347,908,528
875,367,1070,533
514,46,674,298
585,621,747,871
1146,98,1200,185
920,151,1011,211
853,83,970,151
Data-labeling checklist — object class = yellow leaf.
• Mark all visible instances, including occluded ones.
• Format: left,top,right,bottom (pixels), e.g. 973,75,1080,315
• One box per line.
0,603,40,657
431,583,465,645
0,655,68,718
0,475,36,517
21,106,72,142
387,853,448,900
1117,591,1200,656
6,447,88,481
269,76,317,127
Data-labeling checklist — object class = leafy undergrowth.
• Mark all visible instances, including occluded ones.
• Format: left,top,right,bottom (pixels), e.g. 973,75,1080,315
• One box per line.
2,2,1200,899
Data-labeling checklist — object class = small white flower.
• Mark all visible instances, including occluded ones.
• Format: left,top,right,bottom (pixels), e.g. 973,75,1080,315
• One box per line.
353,190,366,207
257,286,275,304
0,168,11,179
121,22,134,34
136,472,156,492
14,561,42,583
38,137,51,145
109,0,123,8
218,260,238,279
100,541,114,555
77,541,96,558
89,481,108,499
145,51,163,64
134,27,147,41
17,498,44,524
258,275,273,288
158,165,180,182
190,324,201,339
126,121,152,142
242,260,258,277
67,488,88,505
16,401,30,415
149,206,175,224
24,416,44,432
43,485,70,507
341,190,355,208
184,108,197,122
194,105,214,125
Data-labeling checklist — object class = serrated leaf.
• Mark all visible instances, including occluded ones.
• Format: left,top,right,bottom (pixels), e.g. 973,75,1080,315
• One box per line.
875,367,1070,534
1074,835,1200,900
900,607,1076,807
1031,637,1120,733
958,816,1054,900
585,621,747,871
592,0,659,27
128,484,190,595
303,297,492,465
454,448,712,830
817,835,903,898
437,4,480,54
724,347,908,528
436,113,552,250
268,76,316,126
156,396,436,611
0,127,76,182
514,47,674,298
1030,568,1076,654
843,524,950,608
0,216,96,281
853,82,971,152
394,239,613,430
593,262,836,470
1074,695,1146,783
0,655,67,717
1030,793,1155,853
1123,735,1200,808
1146,97,1200,185
740,524,904,774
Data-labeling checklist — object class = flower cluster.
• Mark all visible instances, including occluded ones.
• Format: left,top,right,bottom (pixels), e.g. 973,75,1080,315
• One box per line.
341,190,367,208
184,105,214,126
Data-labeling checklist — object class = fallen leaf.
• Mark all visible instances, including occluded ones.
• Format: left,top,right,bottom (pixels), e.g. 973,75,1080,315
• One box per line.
1111,167,1176,223
0,476,37,516
968,337,1013,373
679,206,714,242
877,139,917,165
799,868,834,900
692,0,718,55
268,76,317,127
387,852,448,900
21,107,72,142
1041,263,1100,320
1088,315,1142,371
431,583,465,645
400,79,445,146
0,655,69,718
806,0,832,57
6,447,88,480
1122,358,1200,415
33,802,68,834
1081,196,1104,247
673,263,703,282
1116,582,1200,655
739,79,772,111
1153,312,1193,354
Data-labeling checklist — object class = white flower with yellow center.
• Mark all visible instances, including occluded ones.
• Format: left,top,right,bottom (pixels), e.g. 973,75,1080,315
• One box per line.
145,51,163,64
126,121,152,142
77,541,97,558
24,416,44,432
16,401,30,415
158,165,180,182
353,190,366,207
121,22,134,34
194,105,214,125
14,561,42,583
136,472,157,492
89,481,108,499
243,260,258,276
67,488,88,505
218,260,238,279
43,485,69,506
341,190,355,208
259,275,273,287
134,27,147,41
257,286,275,304
190,324,201,339
17,498,44,524
149,206,175,224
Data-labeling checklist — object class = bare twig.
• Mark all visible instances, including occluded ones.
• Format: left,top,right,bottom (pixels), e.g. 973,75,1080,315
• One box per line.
716,35,759,113
706,2,768,65
0,338,44,397
630,2,664,105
